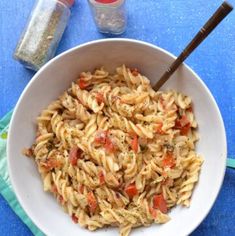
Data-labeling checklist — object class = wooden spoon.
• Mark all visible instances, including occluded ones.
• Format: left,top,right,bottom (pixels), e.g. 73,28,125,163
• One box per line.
153,1,233,91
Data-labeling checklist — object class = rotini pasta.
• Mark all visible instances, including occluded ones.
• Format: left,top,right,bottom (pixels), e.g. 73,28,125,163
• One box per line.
25,65,203,236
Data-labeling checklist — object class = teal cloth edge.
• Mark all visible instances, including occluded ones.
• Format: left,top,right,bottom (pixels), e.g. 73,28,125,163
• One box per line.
0,110,13,130
227,158,235,168
0,109,234,236
0,175,44,236
0,111,44,236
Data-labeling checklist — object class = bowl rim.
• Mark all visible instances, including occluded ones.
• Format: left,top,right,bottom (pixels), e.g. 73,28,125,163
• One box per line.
7,38,227,236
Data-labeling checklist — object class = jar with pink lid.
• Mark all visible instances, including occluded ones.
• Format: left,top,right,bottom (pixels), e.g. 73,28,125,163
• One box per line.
88,0,127,35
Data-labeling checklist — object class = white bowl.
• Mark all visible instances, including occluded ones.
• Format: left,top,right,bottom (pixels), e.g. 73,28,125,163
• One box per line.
7,39,227,236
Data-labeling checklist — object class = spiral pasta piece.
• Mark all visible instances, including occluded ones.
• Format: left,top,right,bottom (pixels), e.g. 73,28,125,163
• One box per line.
177,155,203,206
72,83,104,113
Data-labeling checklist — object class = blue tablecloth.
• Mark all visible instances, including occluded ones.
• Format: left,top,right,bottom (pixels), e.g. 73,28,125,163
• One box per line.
0,0,235,235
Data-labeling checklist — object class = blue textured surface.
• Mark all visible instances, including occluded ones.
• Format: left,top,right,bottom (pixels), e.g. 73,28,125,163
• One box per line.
0,0,235,235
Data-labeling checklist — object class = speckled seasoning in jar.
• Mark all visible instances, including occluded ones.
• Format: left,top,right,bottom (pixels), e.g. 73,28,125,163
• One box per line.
88,0,126,35
14,0,74,71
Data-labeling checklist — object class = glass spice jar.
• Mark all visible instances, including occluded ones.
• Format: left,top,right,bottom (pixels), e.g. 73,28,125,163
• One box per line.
14,0,74,71
88,0,126,35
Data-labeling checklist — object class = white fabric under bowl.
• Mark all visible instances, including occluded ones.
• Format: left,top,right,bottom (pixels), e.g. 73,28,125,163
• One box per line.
7,39,226,236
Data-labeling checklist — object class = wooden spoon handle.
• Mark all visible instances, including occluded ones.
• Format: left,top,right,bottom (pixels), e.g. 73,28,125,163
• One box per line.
153,1,233,91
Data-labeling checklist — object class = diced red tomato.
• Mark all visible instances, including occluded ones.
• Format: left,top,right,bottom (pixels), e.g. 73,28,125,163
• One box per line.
95,131,107,144
104,137,116,153
128,131,136,137
149,206,157,218
96,92,104,105
71,214,78,223
186,106,193,112
179,115,189,127
131,134,139,153
78,79,89,90
87,192,97,213
155,122,165,135
98,171,105,185
153,194,167,214
125,184,138,198
174,115,191,135
95,130,116,153
79,184,84,194
174,119,181,129
162,152,175,168
130,68,139,76
44,159,61,171
180,123,191,135
69,147,82,166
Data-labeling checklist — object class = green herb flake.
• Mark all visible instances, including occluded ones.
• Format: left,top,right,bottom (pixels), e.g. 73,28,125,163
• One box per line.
1,132,8,139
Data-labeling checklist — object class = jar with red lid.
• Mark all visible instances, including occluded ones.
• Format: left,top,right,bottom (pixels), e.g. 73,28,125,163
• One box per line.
88,0,126,35
14,0,74,71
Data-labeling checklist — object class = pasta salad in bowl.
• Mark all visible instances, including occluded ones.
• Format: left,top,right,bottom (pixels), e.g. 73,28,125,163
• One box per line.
7,39,226,236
